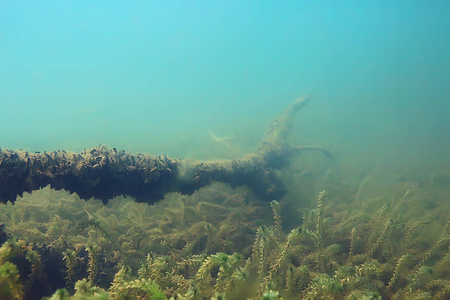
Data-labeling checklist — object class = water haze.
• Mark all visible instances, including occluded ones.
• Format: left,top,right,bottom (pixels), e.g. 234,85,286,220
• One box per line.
1,2,450,298
1,1,449,172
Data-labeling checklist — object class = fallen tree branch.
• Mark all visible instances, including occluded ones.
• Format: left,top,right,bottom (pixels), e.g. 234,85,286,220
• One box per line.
0,96,330,204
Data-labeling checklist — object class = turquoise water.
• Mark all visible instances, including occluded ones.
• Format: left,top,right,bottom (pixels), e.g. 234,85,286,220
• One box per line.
1,2,450,299
1,1,449,166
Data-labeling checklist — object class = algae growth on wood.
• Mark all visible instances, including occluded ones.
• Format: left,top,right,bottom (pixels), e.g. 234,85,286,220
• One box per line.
0,97,330,204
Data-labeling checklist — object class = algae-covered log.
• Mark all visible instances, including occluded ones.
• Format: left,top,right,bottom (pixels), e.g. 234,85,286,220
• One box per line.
0,97,330,204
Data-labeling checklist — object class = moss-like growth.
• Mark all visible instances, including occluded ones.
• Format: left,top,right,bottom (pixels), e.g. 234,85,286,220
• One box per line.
0,161,449,299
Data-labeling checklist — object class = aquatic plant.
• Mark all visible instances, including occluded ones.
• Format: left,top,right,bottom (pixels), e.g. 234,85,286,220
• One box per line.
109,267,165,300
46,279,109,300
0,162,448,299
0,261,24,300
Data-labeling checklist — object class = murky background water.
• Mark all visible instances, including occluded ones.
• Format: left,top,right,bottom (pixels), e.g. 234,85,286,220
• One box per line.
1,1,448,166
0,2,449,299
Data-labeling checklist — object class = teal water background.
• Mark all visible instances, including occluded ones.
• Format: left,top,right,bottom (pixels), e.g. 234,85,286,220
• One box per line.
1,1,449,169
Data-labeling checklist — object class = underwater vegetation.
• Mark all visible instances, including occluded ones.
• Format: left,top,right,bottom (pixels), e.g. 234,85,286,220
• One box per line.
0,163,449,299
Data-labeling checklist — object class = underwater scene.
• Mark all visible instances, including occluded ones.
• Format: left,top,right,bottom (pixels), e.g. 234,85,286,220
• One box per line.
0,1,449,300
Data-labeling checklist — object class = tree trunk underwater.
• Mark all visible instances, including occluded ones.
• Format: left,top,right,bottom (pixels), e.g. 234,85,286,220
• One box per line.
0,97,332,204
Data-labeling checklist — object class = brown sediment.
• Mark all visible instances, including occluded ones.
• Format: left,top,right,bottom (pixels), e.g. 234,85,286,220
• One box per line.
0,96,330,204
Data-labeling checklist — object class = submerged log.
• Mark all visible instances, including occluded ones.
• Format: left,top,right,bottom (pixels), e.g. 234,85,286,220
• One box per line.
0,97,331,204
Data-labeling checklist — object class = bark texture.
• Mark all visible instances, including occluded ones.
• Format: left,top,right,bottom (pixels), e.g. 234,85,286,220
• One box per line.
0,97,331,204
